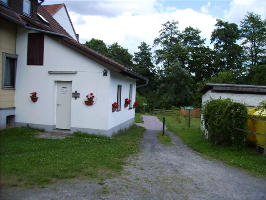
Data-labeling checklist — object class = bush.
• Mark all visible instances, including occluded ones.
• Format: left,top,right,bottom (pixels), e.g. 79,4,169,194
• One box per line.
203,98,247,146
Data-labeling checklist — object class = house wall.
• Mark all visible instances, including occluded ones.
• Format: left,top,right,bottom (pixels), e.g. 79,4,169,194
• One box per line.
202,90,266,107
15,27,136,136
0,18,16,128
108,71,136,135
53,6,77,40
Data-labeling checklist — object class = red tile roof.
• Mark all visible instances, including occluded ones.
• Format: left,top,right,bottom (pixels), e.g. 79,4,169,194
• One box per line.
42,4,64,16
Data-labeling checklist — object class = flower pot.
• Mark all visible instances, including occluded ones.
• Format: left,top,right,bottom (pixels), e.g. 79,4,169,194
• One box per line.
85,100,94,105
112,107,117,112
30,96,38,102
124,104,129,108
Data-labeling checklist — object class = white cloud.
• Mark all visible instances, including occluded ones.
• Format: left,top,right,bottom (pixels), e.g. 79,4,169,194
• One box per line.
201,2,211,14
71,7,217,54
224,0,266,23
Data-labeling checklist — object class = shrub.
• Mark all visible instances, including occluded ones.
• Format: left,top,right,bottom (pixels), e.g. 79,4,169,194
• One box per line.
203,98,247,146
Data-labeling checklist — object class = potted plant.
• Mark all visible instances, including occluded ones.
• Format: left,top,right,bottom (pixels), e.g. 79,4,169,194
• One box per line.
30,92,38,102
85,93,95,105
124,98,131,108
112,102,119,112
133,101,139,109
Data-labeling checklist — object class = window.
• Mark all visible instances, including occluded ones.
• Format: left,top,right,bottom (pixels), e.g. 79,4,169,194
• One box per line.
23,0,31,15
2,53,18,89
117,85,122,111
129,84,133,108
27,33,44,65
0,0,8,4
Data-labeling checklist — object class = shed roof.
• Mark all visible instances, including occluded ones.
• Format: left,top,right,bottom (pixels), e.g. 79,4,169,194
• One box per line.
199,83,266,94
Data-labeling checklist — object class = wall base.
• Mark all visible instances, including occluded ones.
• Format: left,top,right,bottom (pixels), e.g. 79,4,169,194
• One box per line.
0,108,15,129
15,118,135,137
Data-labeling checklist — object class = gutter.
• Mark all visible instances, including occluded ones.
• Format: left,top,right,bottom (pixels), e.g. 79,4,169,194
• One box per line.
122,68,149,88
0,11,72,40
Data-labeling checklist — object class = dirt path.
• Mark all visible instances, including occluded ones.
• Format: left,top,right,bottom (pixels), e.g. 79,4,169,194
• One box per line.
1,115,266,199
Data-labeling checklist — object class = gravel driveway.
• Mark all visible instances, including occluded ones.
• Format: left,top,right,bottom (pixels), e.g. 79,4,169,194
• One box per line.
1,115,266,200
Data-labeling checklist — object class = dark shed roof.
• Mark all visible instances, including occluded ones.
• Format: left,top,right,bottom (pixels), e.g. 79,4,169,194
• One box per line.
200,83,266,94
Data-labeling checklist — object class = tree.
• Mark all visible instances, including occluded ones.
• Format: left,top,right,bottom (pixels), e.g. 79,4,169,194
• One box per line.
211,19,243,72
133,42,157,107
108,42,133,69
154,62,193,108
240,12,266,66
180,27,216,82
84,38,109,57
153,21,181,69
247,65,266,85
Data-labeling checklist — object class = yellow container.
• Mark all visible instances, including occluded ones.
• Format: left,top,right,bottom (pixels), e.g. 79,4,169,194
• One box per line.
253,110,266,149
247,109,256,143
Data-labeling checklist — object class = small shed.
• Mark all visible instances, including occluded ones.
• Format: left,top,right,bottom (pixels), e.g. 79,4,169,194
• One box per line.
200,83,266,107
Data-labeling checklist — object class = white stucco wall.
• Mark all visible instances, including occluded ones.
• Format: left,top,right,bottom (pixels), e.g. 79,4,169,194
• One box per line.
202,90,266,107
108,71,136,131
15,27,136,135
53,7,77,40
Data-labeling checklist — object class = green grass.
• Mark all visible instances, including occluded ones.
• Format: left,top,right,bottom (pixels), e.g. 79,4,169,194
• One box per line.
157,132,172,146
156,115,266,177
0,125,145,187
135,113,144,123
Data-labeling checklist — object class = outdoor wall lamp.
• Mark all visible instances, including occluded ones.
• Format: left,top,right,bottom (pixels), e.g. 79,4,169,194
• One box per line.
103,69,108,76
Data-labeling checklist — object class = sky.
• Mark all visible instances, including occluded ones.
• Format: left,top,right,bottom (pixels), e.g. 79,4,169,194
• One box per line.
43,0,266,54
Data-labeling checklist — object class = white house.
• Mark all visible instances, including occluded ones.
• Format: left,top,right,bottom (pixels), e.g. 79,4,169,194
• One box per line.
0,0,148,136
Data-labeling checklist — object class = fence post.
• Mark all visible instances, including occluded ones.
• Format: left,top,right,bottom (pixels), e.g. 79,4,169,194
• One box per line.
163,117,165,135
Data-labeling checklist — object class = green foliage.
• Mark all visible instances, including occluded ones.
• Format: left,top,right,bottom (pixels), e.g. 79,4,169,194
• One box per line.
135,113,144,123
84,38,110,57
203,98,248,146
208,71,236,84
211,19,243,72
135,93,148,112
0,125,145,187
248,65,266,85
240,12,266,66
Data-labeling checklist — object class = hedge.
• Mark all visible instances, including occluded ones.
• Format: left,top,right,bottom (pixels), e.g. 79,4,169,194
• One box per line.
203,98,247,146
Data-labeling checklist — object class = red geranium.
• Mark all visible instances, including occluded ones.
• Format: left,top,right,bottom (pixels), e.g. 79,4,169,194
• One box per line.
30,92,37,97
125,98,131,104
86,93,95,102
112,102,119,108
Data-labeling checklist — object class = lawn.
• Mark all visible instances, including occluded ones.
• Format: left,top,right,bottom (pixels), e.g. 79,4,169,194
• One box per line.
156,115,266,177
0,125,145,187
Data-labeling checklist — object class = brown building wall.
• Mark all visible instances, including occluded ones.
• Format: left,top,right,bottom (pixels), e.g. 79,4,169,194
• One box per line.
180,107,201,118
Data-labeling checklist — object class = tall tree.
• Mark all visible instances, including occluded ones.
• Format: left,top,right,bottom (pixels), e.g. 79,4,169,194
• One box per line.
180,27,215,82
211,19,243,72
84,38,110,57
133,42,157,106
108,42,133,69
153,20,181,69
240,12,266,66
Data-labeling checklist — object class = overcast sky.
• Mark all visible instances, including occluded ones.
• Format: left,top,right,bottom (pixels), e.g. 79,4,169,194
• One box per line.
43,0,266,54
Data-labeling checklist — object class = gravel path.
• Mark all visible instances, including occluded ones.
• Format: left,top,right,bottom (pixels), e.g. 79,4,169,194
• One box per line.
1,115,266,200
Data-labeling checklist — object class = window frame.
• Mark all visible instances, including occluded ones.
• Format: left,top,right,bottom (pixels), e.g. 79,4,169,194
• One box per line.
23,0,32,16
117,85,122,112
2,53,18,89
129,84,133,109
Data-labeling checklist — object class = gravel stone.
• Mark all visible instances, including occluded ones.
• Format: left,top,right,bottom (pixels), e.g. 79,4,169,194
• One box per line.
1,115,266,200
